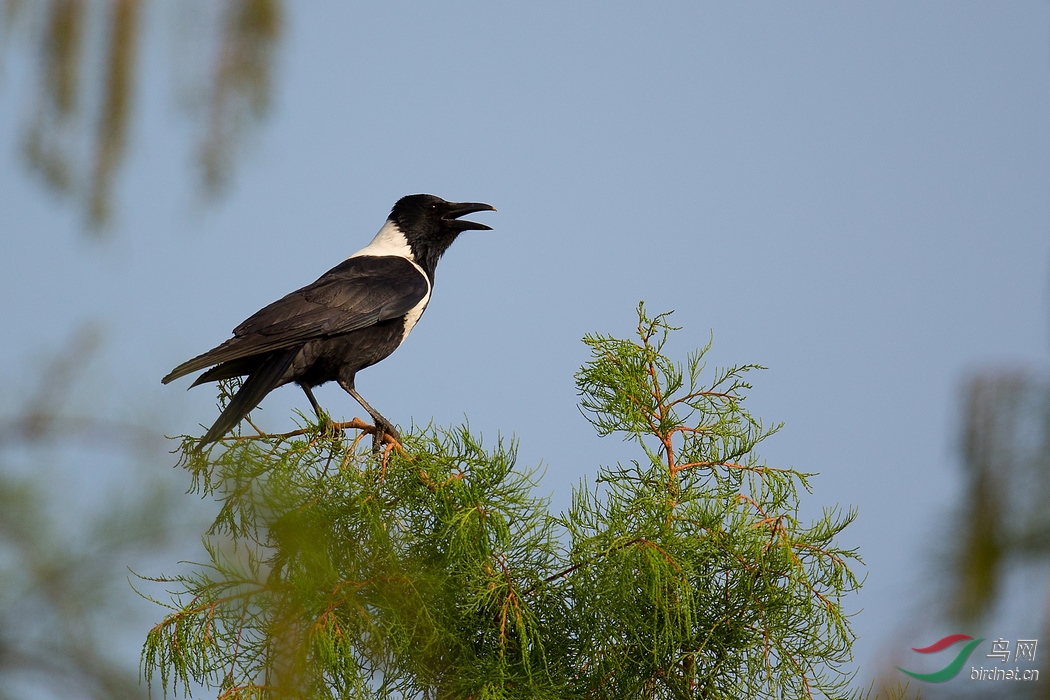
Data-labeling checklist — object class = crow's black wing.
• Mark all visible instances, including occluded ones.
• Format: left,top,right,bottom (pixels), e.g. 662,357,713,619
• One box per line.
163,256,428,383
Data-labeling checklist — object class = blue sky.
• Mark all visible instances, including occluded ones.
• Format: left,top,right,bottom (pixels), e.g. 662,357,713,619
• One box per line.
2,1,1049,686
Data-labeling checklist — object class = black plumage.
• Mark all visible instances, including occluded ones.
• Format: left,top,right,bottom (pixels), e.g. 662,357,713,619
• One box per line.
163,194,495,449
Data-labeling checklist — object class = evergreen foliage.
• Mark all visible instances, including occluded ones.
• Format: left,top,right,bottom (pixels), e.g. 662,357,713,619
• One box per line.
142,304,863,699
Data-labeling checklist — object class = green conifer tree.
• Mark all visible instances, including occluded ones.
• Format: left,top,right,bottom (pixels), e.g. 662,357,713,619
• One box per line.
142,304,864,699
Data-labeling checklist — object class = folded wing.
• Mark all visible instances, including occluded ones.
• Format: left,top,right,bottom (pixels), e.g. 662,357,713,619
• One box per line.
162,256,429,384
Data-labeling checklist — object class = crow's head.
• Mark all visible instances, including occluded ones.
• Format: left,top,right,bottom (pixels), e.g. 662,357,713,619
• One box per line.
389,194,495,271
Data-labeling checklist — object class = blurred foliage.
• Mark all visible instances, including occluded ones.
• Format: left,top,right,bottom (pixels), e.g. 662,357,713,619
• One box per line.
0,470,189,700
935,371,1050,700
200,0,281,196
952,372,1050,623
870,370,1050,700
143,305,866,699
2,0,282,232
0,327,205,700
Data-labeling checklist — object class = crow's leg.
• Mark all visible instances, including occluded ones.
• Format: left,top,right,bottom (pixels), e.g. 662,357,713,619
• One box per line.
300,383,326,421
337,378,400,452
300,383,343,439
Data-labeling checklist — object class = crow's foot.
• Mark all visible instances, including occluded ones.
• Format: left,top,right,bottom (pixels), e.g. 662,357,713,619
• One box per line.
370,415,401,454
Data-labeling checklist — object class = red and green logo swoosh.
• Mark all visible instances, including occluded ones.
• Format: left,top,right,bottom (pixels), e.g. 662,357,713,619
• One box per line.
897,634,984,683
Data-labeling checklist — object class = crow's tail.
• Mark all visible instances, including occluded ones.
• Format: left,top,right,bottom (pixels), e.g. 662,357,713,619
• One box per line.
198,349,298,448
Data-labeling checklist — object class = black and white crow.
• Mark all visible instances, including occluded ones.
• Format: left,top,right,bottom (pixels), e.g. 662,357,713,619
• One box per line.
163,194,495,450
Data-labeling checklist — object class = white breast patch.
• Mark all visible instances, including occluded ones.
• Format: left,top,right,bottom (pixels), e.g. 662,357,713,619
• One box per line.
349,219,432,344
400,290,431,342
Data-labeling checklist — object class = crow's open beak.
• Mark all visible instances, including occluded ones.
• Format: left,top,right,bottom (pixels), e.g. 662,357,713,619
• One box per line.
444,202,496,231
